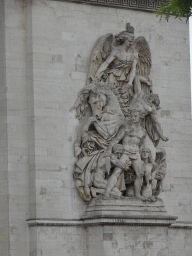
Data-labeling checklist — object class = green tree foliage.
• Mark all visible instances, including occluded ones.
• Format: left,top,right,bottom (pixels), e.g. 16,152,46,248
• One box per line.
154,0,192,22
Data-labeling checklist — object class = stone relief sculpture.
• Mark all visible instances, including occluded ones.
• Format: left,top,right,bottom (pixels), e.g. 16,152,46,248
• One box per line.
71,23,168,202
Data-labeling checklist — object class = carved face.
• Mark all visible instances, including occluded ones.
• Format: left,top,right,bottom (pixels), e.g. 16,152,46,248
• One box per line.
88,91,107,120
124,37,133,48
141,149,150,159
114,150,122,159
132,112,140,123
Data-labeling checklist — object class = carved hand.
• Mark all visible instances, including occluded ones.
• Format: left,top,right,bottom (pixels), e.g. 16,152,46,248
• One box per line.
103,150,112,158
125,83,134,97
162,136,169,142
125,160,132,168
95,70,103,80
87,116,97,123
147,81,152,87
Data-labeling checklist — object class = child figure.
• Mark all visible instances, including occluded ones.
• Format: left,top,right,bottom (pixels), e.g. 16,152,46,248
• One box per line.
141,148,156,197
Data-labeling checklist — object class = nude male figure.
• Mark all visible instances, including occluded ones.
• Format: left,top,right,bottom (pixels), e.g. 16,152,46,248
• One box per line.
103,111,147,200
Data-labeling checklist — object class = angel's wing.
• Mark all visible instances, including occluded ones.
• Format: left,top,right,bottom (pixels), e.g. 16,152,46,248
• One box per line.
86,33,113,85
152,148,167,196
145,114,161,147
132,36,151,77
132,37,151,94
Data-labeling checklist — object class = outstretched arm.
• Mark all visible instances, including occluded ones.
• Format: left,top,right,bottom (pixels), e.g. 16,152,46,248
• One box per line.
150,113,169,142
95,53,116,79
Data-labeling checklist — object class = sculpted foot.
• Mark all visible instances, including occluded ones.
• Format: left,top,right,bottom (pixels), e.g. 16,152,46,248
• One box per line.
102,193,110,200
91,187,97,198
135,195,148,201
162,136,169,142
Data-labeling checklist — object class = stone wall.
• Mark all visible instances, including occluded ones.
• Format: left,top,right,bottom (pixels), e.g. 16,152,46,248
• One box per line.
0,1,8,255
29,224,192,256
0,0,191,256
27,0,192,221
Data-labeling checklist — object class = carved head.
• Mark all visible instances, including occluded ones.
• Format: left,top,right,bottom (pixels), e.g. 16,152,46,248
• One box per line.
88,91,107,120
71,82,123,120
145,94,160,110
114,31,135,47
112,144,124,159
141,148,153,163
131,111,141,123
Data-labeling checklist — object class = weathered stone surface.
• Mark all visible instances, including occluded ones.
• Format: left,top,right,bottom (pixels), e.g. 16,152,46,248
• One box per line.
0,0,192,255
83,198,177,223
72,24,169,204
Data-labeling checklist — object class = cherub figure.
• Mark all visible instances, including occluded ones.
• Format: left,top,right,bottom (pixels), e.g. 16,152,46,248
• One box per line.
141,148,167,198
141,148,156,198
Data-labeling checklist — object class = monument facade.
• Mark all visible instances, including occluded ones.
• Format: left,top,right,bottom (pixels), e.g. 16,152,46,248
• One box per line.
0,0,192,256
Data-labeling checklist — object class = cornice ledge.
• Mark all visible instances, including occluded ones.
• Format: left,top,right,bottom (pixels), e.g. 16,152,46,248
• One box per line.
27,216,176,227
169,222,192,229
53,0,167,12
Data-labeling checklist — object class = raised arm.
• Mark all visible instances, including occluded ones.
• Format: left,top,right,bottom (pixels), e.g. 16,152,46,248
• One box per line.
150,113,169,142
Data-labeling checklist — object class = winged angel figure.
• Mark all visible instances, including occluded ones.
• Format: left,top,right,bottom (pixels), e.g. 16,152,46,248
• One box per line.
86,23,168,147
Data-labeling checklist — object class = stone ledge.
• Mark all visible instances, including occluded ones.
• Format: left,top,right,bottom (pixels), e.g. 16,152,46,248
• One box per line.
53,0,167,12
27,216,178,227
170,222,192,229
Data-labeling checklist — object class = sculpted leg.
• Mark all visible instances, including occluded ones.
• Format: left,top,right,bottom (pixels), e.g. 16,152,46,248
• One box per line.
104,167,122,197
104,153,129,197
132,159,146,200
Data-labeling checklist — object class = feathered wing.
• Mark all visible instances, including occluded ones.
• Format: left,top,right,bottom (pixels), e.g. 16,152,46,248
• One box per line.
152,148,167,196
86,33,113,85
132,36,151,77
132,36,152,94
145,114,161,147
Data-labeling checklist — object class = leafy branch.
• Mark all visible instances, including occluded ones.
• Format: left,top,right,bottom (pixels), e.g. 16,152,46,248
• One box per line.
154,0,192,22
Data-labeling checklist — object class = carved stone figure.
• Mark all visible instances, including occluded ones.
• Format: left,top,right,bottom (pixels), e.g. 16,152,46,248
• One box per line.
141,148,167,199
141,148,156,198
71,23,169,202
72,82,125,201
103,110,147,200
87,23,151,110
91,144,131,198
151,148,167,196
129,75,168,146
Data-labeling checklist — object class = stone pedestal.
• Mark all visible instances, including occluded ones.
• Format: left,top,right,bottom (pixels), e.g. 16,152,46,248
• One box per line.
82,198,177,226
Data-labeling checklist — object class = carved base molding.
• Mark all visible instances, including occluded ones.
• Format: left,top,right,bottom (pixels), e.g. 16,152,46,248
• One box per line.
27,219,192,228
82,198,177,226
83,198,169,218
54,0,167,12
27,198,179,227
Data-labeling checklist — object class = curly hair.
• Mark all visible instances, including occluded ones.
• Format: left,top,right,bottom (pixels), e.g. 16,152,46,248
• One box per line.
114,31,135,46
144,93,160,110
